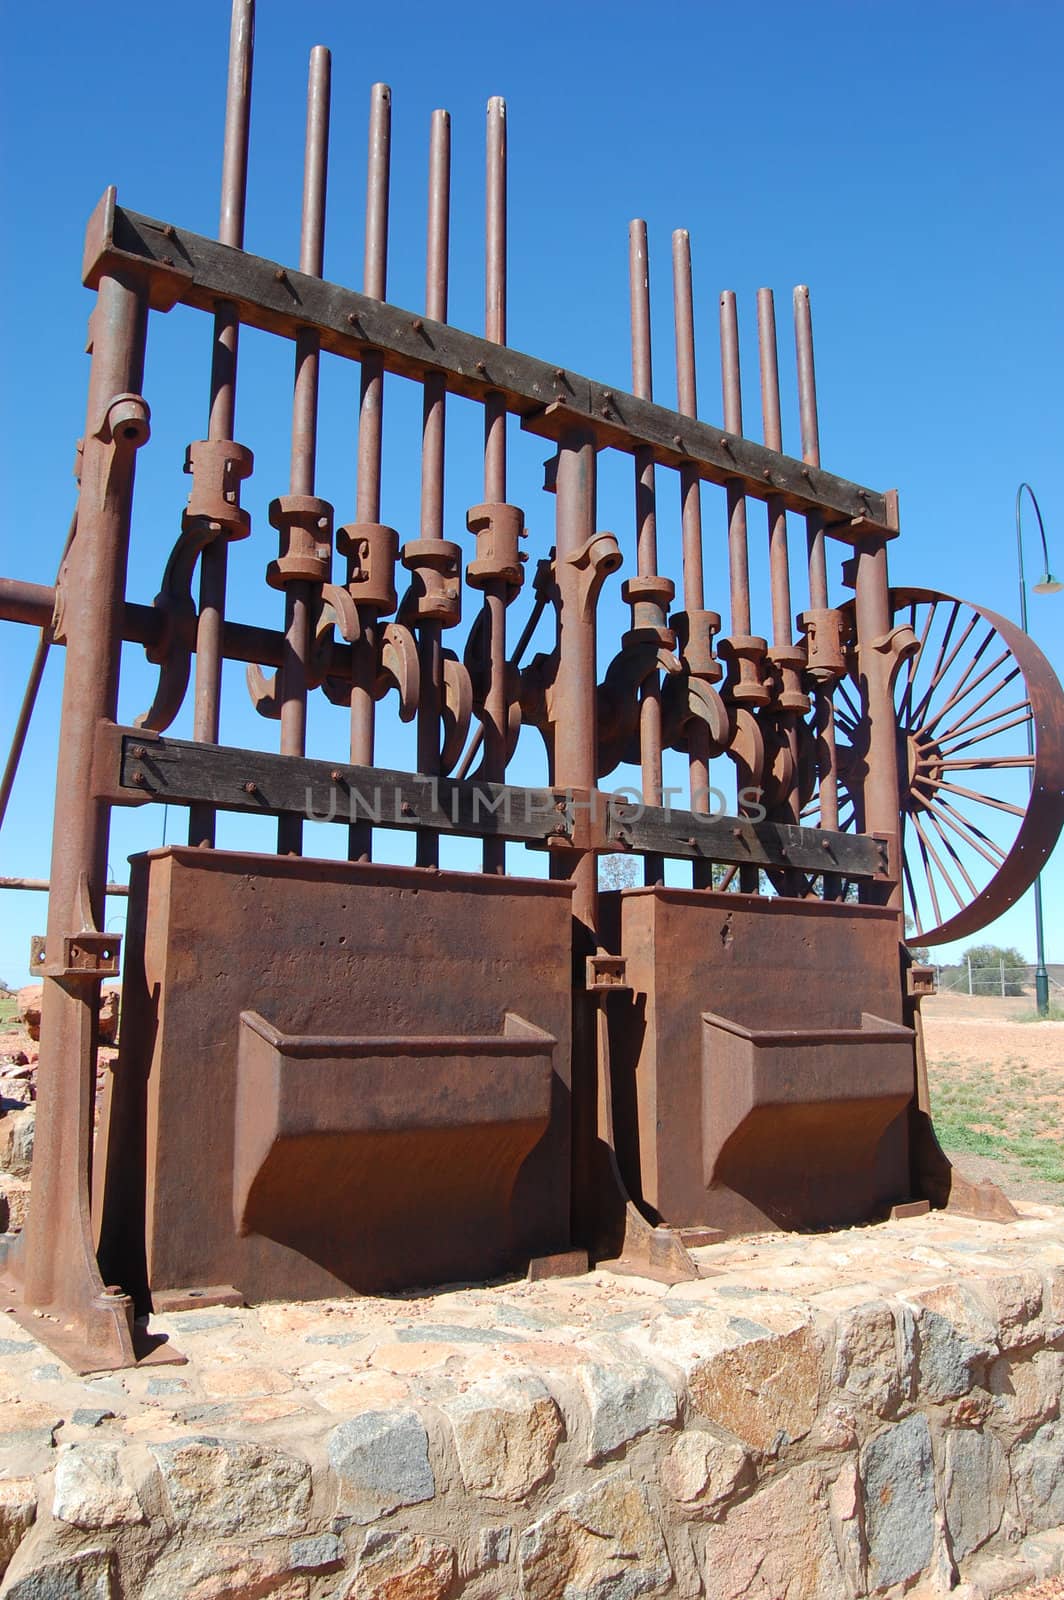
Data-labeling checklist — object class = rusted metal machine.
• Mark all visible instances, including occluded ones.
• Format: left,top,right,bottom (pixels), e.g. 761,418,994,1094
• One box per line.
2,2,1062,1372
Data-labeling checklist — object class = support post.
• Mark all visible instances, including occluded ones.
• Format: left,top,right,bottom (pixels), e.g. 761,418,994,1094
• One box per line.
5,270,152,1371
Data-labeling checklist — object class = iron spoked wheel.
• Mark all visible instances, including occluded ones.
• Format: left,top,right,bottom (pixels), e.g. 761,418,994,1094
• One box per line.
812,587,1064,945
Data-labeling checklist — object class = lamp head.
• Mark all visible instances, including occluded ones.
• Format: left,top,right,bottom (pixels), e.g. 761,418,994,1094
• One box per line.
1033,573,1063,596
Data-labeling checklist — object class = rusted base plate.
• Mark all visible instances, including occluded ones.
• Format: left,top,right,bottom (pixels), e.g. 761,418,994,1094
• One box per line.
890,1200,931,1221
2,1298,186,1376
152,1286,244,1315
527,1250,589,1281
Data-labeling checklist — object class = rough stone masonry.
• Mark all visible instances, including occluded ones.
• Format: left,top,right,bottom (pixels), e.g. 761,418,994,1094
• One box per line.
0,1205,1062,1599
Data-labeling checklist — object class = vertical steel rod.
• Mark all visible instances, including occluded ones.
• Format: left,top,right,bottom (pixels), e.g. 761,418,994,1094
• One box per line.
481,96,509,875
629,220,664,884
349,82,391,860
415,108,451,868
757,287,803,826
794,283,840,840
719,292,752,637
190,0,255,848
672,231,712,887
277,45,331,856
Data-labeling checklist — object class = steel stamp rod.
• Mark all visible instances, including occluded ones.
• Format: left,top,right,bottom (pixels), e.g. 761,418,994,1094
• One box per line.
671,230,713,886
757,286,805,825
629,220,664,885
414,108,451,868
794,284,841,850
719,291,762,891
480,96,510,876
348,83,391,861
276,45,331,857
189,0,255,848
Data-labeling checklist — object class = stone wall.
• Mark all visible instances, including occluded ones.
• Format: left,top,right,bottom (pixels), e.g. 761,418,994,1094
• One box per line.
0,1206,1062,1598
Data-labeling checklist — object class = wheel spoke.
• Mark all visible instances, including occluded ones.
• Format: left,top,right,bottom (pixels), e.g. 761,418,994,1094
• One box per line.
835,680,862,725
938,703,1030,753
909,601,961,726
915,610,983,718
902,849,924,936
938,755,1034,772
923,793,1007,866
924,652,1014,734
898,601,938,724
926,809,980,898
911,813,967,910
911,817,945,926
932,779,1026,817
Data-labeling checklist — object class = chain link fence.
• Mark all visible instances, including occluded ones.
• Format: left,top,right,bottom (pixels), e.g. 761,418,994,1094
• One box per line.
932,962,1063,1000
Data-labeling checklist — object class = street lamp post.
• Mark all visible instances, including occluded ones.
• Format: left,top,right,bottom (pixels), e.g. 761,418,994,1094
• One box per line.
1015,483,1062,1017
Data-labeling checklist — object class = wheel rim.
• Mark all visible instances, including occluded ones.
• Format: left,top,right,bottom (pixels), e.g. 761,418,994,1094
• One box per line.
814,587,1064,945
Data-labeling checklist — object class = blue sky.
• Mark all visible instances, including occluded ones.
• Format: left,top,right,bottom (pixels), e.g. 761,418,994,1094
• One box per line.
1,0,1062,982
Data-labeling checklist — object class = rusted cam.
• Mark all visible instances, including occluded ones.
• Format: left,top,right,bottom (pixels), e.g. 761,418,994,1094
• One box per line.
234,1010,555,1291
603,888,918,1238
96,848,574,1306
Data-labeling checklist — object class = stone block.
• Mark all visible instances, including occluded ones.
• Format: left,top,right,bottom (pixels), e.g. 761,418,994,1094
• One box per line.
660,1432,751,1513
327,1409,434,1518
902,1284,998,1403
149,1435,311,1536
519,1470,672,1600
971,1270,1045,1351
860,1413,935,1588
989,1350,1063,1442
52,1443,144,1529
577,1361,678,1462
0,1477,35,1577
943,1426,1010,1560
830,1300,911,1417
288,1534,344,1572
2,1546,115,1599
701,1461,847,1600
688,1323,822,1453
344,1530,455,1600
1010,1421,1064,1535
441,1372,562,1500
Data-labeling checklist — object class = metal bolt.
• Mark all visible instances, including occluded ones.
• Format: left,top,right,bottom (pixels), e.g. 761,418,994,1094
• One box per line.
243,780,258,795
412,317,424,333
130,744,146,760
400,801,415,817
274,268,287,283
330,769,344,783
346,312,361,327
554,368,566,382
720,436,731,451
731,827,744,840
801,466,811,480
131,772,148,787
763,469,772,481
673,434,683,448
821,837,832,850
475,359,487,373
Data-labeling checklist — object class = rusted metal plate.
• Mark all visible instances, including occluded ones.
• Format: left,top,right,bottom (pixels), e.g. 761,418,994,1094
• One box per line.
96,848,574,1305
605,888,915,1236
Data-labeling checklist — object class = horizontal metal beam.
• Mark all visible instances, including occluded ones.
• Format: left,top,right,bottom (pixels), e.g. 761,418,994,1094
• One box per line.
97,726,887,879
0,876,129,897
83,189,896,535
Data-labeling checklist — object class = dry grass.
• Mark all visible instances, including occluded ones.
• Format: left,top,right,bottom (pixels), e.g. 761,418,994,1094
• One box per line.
923,995,1064,1202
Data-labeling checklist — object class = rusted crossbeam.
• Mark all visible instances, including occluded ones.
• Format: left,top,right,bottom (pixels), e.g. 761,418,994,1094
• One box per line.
84,191,896,535
93,725,886,878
